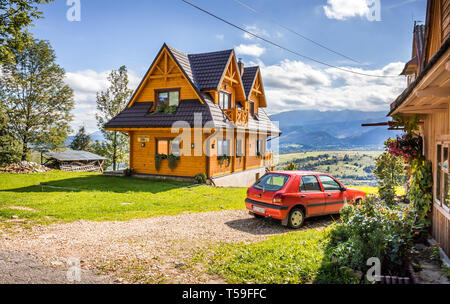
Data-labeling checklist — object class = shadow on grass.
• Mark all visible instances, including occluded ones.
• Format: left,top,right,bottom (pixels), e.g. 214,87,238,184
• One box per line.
1,175,192,194
225,214,338,236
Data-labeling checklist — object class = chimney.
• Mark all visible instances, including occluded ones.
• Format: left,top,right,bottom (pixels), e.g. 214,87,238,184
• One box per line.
237,58,244,76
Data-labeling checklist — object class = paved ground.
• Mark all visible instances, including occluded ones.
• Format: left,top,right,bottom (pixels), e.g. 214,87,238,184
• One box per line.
0,210,334,284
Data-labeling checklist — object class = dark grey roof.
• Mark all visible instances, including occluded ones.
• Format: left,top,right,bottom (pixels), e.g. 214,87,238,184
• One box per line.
242,66,259,98
105,94,279,134
45,150,106,161
188,49,233,90
106,44,280,134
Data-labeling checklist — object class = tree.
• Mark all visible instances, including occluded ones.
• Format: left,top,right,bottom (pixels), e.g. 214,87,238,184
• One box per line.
0,39,74,160
284,162,298,171
70,126,92,151
0,106,21,166
373,151,406,205
90,140,112,169
1,0,53,63
96,66,132,170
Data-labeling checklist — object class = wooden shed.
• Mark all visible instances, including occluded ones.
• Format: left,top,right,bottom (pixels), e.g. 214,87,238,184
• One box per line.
44,150,107,173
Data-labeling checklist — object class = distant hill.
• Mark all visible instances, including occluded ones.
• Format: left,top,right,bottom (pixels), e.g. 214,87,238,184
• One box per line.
269,110,400,152
65,131,105,147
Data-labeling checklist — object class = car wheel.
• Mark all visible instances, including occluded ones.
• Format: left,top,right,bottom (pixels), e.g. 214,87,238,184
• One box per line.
252,213,265,219
288,208,305,229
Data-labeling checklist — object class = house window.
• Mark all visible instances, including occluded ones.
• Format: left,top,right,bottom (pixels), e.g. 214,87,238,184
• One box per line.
156,89,180,107
236,139,243,157
256,139,264,156
436,143,450,209
249,101,255,116
156,138,180,156
217,138,231,156
219,91,231,109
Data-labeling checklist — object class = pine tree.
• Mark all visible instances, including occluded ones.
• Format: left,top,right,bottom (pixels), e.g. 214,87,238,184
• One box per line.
0,39,74,160
69,126,92,151
96,66,132,170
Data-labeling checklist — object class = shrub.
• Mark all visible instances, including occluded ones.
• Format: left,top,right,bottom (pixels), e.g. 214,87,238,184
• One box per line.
326,197,416,281
373,151,406,206
124,168,134,176
194,173,207,184
284,162,297,170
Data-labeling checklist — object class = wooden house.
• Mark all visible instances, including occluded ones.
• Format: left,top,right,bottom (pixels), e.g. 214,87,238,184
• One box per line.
389,0,450,256
105,44,280,186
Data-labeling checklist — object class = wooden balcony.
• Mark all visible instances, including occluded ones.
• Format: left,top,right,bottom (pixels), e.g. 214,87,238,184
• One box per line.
223,108,249,126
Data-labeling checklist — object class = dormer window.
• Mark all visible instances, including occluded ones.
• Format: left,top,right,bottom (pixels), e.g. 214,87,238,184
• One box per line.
219,91,231,109
156,89,180,107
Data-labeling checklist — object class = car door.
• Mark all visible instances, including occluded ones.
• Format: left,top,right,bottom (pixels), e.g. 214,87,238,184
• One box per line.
298,175,327,216
318,175,345,214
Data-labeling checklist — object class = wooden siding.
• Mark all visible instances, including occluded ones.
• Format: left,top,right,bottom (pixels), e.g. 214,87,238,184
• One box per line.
130,129,207,177
444,0,450,39
133,48,199,106
421,109,450,257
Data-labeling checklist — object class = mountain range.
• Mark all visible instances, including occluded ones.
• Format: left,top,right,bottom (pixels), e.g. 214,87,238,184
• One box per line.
269,110,400,153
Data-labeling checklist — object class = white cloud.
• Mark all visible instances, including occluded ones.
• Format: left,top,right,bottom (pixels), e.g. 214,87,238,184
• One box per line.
235,44,266,57
260,59,406,114
242,24,270,40
65,69,141,134
323,0,370,20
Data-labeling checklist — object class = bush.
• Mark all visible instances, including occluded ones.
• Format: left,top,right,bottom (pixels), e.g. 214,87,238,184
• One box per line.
325,197,416,281
284,162,297,170
194,173,207,184
124,168,134,176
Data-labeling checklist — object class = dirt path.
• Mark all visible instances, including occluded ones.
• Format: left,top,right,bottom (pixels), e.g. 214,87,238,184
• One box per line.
0,210,333,284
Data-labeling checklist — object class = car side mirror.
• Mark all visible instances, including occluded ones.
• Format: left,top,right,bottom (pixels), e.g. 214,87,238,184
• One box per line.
340,187,347,192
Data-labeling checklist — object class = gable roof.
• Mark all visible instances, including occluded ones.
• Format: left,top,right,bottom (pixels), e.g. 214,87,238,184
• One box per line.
242,66,259,98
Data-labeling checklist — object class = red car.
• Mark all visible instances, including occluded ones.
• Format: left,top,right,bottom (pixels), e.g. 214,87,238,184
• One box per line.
245,171,366,228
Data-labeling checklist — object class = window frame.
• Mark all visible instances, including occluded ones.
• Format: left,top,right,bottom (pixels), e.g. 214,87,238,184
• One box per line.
249,101,255,116
219,91,232,110
156,138,180,156
256,139,265,156
299,175,322,193
435,141,450,212
154,88,180,108
217,138,231,156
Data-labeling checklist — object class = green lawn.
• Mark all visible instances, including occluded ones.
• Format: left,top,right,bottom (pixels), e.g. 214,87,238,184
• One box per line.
0,171,246,223
201,226,355,284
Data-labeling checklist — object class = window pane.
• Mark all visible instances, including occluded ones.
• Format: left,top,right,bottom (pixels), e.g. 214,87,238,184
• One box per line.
171,139,180,157
237,139,243,156
444,147,448,172
300,176,321,192
254,174,289,191
217,139,223,156
319,175,341,191
169,91,179,106
437,144,442,201
250,101,255,115
158,92,168,104
157,140,169,155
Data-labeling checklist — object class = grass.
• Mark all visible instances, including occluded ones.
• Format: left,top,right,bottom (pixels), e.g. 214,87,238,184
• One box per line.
201,227,337,284
0,171,246,223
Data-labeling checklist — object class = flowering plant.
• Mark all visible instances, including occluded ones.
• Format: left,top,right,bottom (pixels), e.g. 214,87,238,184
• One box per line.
386,134,422,163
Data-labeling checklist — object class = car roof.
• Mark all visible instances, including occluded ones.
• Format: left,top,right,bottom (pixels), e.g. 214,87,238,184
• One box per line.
269,170,328,176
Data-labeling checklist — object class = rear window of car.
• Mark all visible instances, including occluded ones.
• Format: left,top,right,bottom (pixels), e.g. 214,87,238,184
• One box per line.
254,174,289,191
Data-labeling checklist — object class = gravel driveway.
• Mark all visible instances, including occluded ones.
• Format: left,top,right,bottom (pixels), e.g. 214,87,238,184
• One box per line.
0,210,334,284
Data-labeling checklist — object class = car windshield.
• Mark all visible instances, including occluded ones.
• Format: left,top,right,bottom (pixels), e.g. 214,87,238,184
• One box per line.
254,174,289,191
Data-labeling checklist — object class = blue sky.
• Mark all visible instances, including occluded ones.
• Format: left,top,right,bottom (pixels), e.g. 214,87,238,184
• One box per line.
30,0,427,133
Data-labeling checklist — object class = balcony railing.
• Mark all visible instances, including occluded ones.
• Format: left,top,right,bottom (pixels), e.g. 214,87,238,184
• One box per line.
223,108,249,126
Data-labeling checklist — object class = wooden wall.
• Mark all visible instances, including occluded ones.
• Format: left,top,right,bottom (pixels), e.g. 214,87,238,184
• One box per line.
130,129,207,177
443,0,450,40
422,108,450,256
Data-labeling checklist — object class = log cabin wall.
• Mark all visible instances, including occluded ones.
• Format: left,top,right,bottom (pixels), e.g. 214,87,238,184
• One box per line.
422,107,450,256
130,129,207,177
